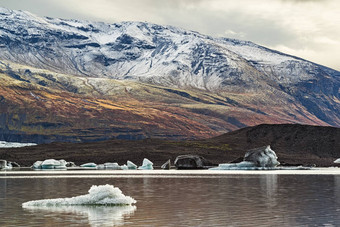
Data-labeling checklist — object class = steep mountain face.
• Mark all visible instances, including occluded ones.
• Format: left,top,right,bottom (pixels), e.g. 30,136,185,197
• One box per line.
0,7,339,142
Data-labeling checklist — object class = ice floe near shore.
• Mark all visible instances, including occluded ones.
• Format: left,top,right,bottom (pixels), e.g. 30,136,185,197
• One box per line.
32,159,74,169
0,141,36,148
22,184,136,207
210,145,310,170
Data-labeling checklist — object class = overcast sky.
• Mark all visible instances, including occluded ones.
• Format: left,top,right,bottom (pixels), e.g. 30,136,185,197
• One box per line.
0,0,339,70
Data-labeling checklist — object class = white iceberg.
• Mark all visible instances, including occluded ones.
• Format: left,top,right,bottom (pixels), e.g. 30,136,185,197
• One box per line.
32,161,43,169
31,159,67,169
138,158,153,170
22,184,136,207
41,159,67,169
210,145,280,170
0,160,12,170
80,163,97,168
334,158,340,164
97,162,125,170
127,161,137,170
120,164,128,170
244,145,280,167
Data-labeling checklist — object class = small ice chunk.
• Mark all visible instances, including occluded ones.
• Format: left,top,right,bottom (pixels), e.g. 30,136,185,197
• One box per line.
97,164,105,169
210,161,257,170
138,158,153,170
120,164,128,170
104,162,121,170
80,163,97,168
127,161,137,170
41,159,67,169
334,158,340,164
0,160,7,170
32,161,43,169
161,159,171,170
22,184,136,207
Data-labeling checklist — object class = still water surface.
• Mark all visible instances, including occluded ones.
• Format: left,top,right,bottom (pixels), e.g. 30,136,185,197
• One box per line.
1,171,340,226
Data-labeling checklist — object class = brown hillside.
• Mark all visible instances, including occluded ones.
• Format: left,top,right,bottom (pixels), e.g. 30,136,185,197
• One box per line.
1,124,339,167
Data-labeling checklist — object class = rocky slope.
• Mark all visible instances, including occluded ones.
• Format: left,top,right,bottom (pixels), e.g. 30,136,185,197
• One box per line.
1,124,339,167
0,8,339,142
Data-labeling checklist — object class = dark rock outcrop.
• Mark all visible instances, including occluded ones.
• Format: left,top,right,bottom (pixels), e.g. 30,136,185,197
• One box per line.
174,155,212,169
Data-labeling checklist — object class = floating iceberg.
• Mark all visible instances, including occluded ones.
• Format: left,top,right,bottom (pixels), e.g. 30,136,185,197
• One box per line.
161,159,171,170
0,141,36,148
138,158,153,170
334,158,340,164
210,145,281,170
0,160,12,170
32,159,67,169
127,161,137,170
22,184,136,207
80,163,97,168
97,162,126,170
41,159,67,169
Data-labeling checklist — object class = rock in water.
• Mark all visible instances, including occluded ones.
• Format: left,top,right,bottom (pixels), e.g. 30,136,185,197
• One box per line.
174,155,210,169
161,159,171,170
244,145,280,167
0,160,7,170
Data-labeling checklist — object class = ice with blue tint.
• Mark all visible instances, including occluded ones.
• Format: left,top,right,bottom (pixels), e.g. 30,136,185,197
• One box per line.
138,158,153,170
41,159,67,169
32,159,67,169
22,184,136,207
127,161,137,170
97,162,121,170
210,161,276,170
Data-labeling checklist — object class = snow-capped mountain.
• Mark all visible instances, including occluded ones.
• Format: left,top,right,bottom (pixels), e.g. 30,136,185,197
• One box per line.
0,7,339,142
1,7,338,90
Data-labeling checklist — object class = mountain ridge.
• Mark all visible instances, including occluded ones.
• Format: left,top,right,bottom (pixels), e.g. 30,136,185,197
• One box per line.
0,7,339,142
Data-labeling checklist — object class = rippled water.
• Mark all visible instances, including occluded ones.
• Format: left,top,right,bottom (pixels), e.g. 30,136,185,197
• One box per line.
1,170,340,226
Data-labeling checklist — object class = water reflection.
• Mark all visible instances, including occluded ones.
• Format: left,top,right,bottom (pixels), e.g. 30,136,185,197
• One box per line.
260,174,278,207
335,176,340,205
23,205,136,227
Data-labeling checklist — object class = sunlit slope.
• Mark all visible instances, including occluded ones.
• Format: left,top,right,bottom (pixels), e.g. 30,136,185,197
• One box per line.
0,60,331,143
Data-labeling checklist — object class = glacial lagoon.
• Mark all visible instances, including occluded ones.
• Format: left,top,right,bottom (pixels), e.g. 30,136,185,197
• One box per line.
1,169,340,226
